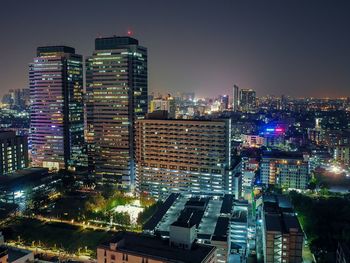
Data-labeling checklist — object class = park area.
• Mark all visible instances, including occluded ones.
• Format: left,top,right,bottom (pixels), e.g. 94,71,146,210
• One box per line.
289,191,350,263
0,217,115,256
29,175,160,229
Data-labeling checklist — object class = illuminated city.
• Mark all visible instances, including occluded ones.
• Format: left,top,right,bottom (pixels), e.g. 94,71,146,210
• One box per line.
0,1,350,263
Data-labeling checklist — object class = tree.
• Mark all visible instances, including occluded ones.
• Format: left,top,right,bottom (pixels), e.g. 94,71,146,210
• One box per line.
84,193,106,213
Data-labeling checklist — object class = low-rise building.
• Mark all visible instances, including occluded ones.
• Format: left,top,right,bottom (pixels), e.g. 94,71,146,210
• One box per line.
242,135,265,148
97,231,216,263
261,195,304,263
143,193,248,263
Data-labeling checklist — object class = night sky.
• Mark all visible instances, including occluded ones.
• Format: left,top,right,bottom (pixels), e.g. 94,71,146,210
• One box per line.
1,0,349,98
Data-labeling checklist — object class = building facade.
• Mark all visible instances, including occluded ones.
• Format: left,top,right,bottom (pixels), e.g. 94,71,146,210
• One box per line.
260,152,309,190
0,131,28,175
232,85,239,112
261,195,304,263
136,118,235,199
86,36,147,187
334,145,350,165
239,89,256,112
29,46,85,171
149,95,176,118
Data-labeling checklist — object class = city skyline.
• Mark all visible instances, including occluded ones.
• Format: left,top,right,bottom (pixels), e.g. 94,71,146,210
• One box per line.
1,0,350,99
1,2,350,263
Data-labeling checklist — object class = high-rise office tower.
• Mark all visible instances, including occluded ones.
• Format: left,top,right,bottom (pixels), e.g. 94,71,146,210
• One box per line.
239,89,256,112
86,36,148,188
29,46,85,171
135,118,238,199
232,85,239,111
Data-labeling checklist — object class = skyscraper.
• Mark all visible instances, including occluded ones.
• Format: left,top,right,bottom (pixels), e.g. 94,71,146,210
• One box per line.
239,89,256,112
232,85,239,111
29,46,85,171
219,95,229,110
86,36,147,188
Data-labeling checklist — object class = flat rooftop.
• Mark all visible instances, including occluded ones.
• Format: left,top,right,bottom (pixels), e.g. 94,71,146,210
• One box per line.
220,194,234,214
265,214,283,232
0,168,49,191
95,36,139,50
102,232,215,263
143,193,180,231
172,208,204,228
144,194,231,241
264,208,302,234
262,150,304,160
212,217,229,241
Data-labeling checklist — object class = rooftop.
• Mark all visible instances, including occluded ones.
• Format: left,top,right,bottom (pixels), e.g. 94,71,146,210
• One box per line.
37,46,76,56
220,194,234,214
262,150,304,160
0,131,16,139
143,193,180,231
265,214,283,232
0,168,49,191
172,208,204,228
95,36,139,50
212,217,229,241
101,232,215,263
263,195,302,234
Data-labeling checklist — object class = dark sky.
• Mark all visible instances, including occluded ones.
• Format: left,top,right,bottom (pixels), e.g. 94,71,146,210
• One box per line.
1,0,349,98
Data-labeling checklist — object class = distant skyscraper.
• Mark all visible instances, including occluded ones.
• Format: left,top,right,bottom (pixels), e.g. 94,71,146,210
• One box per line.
1,88,30,109
220,95,229,110
239,89,256,112
86,36,148,188
232,85,239,111
149,95,176,118
29,46,85,171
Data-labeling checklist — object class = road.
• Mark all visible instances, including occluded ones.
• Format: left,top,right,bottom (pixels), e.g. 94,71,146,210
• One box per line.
6,241,95,263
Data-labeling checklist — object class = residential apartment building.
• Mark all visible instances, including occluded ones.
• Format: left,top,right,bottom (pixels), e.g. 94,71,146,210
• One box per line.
261,195,304,263
260,151,309,190
135,118,235,199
